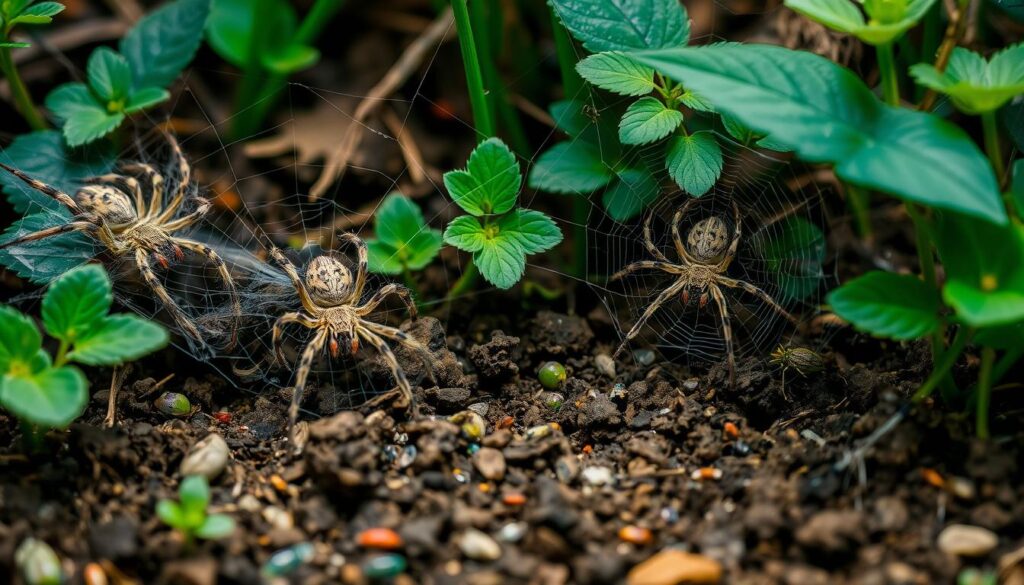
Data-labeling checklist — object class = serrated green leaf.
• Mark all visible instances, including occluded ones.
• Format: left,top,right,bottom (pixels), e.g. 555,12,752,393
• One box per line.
87,47,132,103
934,212,1024,327
0,212,96,284
8,0,63,24
549,0,690,52
443,138,521,216
633,43,1006,225
0,366,87,428
0,130,116,214
42,264,112,343
678,89,713,112
443,215,488,253
786,0,937,45
195,514,235,539
366,241,404,275
0,305,42,374
665,131,722,197
67,314,169,365
910,44,1024,114
261,42,319,74
827,271,940,339
528,140,614,195
120,0,211,89
496,209,563,255
602,167,660,221
366,194,441,274
754,216,826,303
45,83,124,147
576,52,656,96
474,235,526,290
125,86,170,113
206,0,296,68
618,97,683,145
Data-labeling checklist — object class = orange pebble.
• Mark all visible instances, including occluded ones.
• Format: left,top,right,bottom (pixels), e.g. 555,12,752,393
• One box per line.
503,492,527,506
922,468,945,488
723,422,739,439
618,525,653,545
582,444,593,455
270,474,288,492
691,467,722,481
83,563,108,585
478,482,492,493
357,527,404,550
498,416,514,429
549,422,562,431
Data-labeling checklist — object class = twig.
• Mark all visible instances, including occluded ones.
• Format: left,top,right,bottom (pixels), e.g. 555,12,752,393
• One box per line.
309,8,455,199
10,19,127,66
103,364,134,428
919,0,971,111
104,0,144,23
380,106,426,185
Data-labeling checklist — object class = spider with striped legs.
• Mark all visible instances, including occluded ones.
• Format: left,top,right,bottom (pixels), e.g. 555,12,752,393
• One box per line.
268,233,433,446
0,133,241,355
611,199,799,384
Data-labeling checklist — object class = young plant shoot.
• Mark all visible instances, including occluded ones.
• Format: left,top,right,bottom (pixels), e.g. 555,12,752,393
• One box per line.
366,193,442,277
0,0,65,129
157,475,236,546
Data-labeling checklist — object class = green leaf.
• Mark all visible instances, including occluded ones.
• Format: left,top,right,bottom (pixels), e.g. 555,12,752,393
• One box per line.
496,209,563,255
474,234,527,290
125,87,170,113
934,212,1024,327
665,131,722,197
206,0,296,68
0,41,32,48
0,366,87,428
528,140,614,195
602,167,660,221
0,130,116,214
785,0,937,45
442,215,488,253
366,241,404,275
366,194,441,274
754,216,826,303
178,475,211,514
195,514,235,539
0,305,42,374
87,47,132,103
910,44,1024,114
120,0,211,89
156,500,186,528
1012,159,1024,214
827,271,940,340
618,97,683,145
0,212,96,284
633,44,1006,225
45,83,124,147
261,42,320,75
443,138,521,216
549,0,690,52
678,89,714,112
975,322,1024,351
549,99,592,137
42,264,112,344
576,52,656,96
8,1,63,24
783,0,865,36
67,314,169,365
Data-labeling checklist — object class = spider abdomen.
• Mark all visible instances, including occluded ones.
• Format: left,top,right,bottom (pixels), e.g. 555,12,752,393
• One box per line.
76,185,137,224
306,256,354,306
687,216,730,262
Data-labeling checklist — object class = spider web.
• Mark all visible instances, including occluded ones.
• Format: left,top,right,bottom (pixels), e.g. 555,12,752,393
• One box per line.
0,2,838,423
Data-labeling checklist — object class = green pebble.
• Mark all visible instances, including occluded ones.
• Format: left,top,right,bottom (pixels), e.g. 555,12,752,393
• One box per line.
15,538,62,585
261,542,314,577
362,553,407,579
538,361,567,390
155,392,191,417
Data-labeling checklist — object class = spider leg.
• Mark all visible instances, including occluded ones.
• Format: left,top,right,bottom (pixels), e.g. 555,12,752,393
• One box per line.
718,275,799,325
160,197,211,232
134,248,206,348
355,283,417,319
272,311,319,367
356,325,416,413
151,132,191,221
671,200,699,265
0,163,82,213
610,261,681,282
172,238,242,349
717,199,742,271
269,247,320,314
287,327,329,448
120,163,165,217
362,320,435,385
707,284,736,387
612,277,689,360
642,210,670,263
0,219,98,249
336,232,368,302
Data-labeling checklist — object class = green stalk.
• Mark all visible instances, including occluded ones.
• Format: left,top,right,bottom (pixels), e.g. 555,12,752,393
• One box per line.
469,0,529,154
451,0,496,139
976,346,995,439
912,326,973,403
0,46,46,130
846,184,873,240
448,258,479,299
992,346,1024,384
981,111,1008,189
876,43,900,106
54,339,70,368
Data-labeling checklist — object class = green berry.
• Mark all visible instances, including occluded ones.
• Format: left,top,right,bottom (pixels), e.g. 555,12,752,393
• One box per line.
155,392,191,417
538,361,567,390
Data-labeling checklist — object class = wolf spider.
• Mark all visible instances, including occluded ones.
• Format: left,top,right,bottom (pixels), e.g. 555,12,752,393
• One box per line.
269,234,432,443
611,199,798,384
0,133,240,352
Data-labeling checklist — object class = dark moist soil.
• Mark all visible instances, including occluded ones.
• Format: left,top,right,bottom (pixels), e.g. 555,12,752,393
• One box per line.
2,301,1023,585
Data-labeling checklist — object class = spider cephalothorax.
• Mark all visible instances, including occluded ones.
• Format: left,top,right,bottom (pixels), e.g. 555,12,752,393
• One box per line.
611,199,799,384
269,234,432,445
0,132,241,353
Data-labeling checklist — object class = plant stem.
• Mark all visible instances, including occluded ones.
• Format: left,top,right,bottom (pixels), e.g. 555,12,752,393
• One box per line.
451,0,495,139
469,0,529,154
976,346,995,439
0,46,47,130
845,184,872,240
54,339,70,368
981,111,1008,189
904,204,955,393
876,43,900,106
919,0,970,111
912,326,973,403
448,258,479,299
992,346,1024,384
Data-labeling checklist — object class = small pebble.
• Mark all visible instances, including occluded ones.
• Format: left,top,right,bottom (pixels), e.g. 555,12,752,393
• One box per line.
691,467,722,481
627,549,722,585
594,354,616,377
618,525,653,545
660,507,679,524
610,383,627,400
502,492,527,506
155,392,191,417
459,528,502,561
541,391,565,410
467,443,481,455
473,447,506,481
396,445,417,469
449,411,487,442
262,506,294,530
261,542,315,578
526,423,554,440
15,538,62,585
633,349,656,367
723,422,739,440
937,524,998,557
555,455,579,483
947,477,976,500
83,562,108,585
362,554,407,579
467,402,489,417
498,522,527,543
682,378,700,391
270,475,288,492
538,361,567,390
357,528,403,550
180,433,230,480
582,466,615,486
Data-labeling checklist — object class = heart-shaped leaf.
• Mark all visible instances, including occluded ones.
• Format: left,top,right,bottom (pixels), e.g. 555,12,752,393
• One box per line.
576,52,656,96
443,138,521,216
0,366,87,428
827,271,941,339
665,130,723,197
42,264,112,344
618,97,684,145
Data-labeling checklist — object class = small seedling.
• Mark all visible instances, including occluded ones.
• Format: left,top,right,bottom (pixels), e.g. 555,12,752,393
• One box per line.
157,475,236,546
44,0,210,146
442,138,562,289
0,0,65,129
784,0,938,46
366,193,442,276
0,264,167,434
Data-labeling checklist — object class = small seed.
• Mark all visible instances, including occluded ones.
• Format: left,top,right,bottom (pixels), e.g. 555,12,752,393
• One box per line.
155,392,191,417
503,492,527,506
270,474,288,492
261,542,315,578
691,467,722,481
362,553,407,579
618,525,653,545
357,528,403,550
922,468,945,488
724,422,739,439
538,361,567,390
